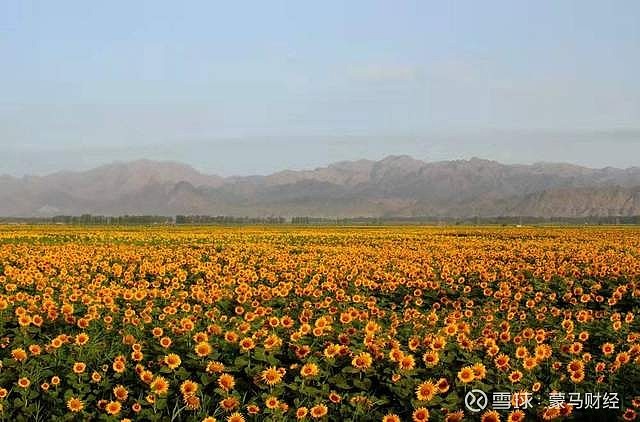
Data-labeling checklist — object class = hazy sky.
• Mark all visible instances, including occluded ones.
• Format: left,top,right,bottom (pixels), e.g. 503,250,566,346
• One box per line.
1,1,639,176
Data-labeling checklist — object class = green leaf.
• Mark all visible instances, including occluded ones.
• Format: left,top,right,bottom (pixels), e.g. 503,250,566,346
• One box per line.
234,355,249,368
155,398,167,410
353,378,371,390
253,348,268,362
330,375,351,390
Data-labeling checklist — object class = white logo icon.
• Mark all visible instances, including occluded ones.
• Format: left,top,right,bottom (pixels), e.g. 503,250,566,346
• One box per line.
465,389,488,413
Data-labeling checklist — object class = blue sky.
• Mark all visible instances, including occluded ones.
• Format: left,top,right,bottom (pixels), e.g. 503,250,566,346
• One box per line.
1,0,639,175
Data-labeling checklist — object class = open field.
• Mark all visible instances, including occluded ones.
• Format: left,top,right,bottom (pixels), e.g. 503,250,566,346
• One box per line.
0,225,639,421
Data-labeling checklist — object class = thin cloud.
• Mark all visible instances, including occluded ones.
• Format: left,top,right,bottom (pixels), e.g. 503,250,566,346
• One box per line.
347,64,420,83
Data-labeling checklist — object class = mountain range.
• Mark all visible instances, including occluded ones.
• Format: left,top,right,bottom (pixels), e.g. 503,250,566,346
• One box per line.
2,156,640,218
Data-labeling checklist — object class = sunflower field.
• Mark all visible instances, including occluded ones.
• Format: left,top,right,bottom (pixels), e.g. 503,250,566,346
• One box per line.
0,225,639,421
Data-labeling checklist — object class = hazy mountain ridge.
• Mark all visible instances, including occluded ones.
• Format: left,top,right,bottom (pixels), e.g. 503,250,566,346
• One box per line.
2,156,640,217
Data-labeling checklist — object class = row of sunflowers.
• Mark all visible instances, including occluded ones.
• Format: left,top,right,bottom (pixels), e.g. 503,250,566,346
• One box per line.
0,225,639,421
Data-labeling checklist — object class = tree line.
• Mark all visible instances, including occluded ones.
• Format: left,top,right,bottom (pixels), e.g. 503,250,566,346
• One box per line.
2,214,640,225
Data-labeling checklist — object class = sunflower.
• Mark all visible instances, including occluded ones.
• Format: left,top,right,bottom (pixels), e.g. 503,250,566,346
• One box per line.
227,413,245,422
569,342,583,354
112,359,126,373
328,391,342,403
246,404,260,415
399,354,416,371
570,369,585,383
507,410,526,422
523,357,538,371
602,342,615,356
74,332,90,346
140,370,154,384
445,410,465,422
422,350,439,367
260,366,284,386
11,348,27,362
296,407,309,419
481,410,500,422
535,344,552,360
436,377,450,393
300,362,320,378
72,362,86,374
323,344,340,359
515,346,528,359
195,342,213,357
559,403,574,417
150,376,170,395
66,397,84,412
239,337,255,352
617,352,631,365
567,360,584,373
265,396,280,410
51,337,62,349
207,361,225,373
164,353,182,369
180,380,199,397
351,352,373,371
508,370,523,383
389,348,404,362
457,366,475,383
113,385,129,401
310,404,328,419
218,373,236,392
224,332,239,343
220,396,240,411
159,336,172,348
415,380,438,401
412,407,430,422
105,401,121,416
184,395,201,410
472,363,487,380
18,314,32,327
91,371,102,383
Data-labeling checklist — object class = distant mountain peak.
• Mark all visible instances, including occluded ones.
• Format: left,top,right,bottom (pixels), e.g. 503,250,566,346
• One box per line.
2,156,640,218
379,154,423,163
